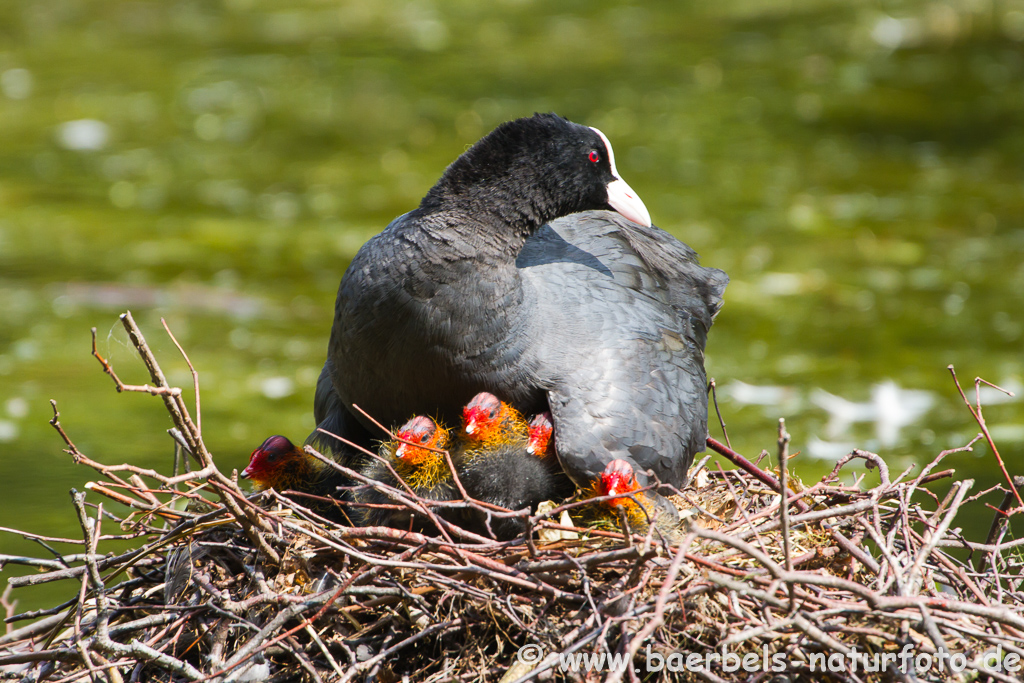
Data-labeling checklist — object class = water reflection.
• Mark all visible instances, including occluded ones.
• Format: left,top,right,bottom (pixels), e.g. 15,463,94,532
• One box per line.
811,381,934,449
719,379,983,460
55,119,110,152
0,68,33,100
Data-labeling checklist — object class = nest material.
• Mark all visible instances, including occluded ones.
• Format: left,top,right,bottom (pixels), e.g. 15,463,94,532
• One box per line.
2,313,1024,683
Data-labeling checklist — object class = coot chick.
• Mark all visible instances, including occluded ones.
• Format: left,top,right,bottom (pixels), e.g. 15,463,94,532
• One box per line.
355,415,460,531
314,112,727,494
241,435,350,520
524,409,574,496
580,459,681,541
526,411,555,459
455,392,566,539
460,391,526,453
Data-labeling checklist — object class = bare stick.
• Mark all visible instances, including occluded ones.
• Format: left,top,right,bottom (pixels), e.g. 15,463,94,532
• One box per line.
905,479,973,596
71,492,203,680
777,418,792,574
949,365,1023,511
706,436,809,513
161,317,202,436
708,378,731,449
981,476,1024,570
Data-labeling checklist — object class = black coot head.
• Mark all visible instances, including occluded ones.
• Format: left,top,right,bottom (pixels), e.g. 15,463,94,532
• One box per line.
428,113,651,228
524,114,650,227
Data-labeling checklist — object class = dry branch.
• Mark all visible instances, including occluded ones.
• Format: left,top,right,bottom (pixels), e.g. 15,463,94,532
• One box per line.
2,318,1023,682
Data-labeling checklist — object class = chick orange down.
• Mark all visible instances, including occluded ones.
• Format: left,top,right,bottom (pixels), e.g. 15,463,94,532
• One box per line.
355,415,460,530
526,411,555,459
454,392,566,539
584,458,681,538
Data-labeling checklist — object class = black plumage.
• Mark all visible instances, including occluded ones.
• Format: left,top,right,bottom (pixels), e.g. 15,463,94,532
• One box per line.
457,439,563,540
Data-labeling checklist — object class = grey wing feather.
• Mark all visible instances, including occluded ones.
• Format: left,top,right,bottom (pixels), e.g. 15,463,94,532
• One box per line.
520,211,727,488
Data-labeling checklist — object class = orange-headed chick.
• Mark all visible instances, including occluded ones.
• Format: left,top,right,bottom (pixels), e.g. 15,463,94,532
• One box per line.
526,411,555,459
241,435,351,519
355,415,460,530
461,391,528,452
525,410,575,495
454,393,566,539
581,459,681,539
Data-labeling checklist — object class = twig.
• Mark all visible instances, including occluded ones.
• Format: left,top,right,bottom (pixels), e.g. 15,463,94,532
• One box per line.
777,418,792,577
981,475,1024,568
161,318,202,436
708,378,731,449
706,436,809,513
949,365,1023,511
71,492,203,680
17,325,1024,682
905,479,973,595
610,533,695,683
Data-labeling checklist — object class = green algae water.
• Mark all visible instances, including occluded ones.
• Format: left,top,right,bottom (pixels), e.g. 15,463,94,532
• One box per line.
1,0,1022,611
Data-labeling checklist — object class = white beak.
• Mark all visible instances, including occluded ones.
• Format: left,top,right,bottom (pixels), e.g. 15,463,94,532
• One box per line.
590,126,652,228
606,177,652,227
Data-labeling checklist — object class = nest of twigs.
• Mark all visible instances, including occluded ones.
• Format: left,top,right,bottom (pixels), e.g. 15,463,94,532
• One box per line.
3,312,1024,683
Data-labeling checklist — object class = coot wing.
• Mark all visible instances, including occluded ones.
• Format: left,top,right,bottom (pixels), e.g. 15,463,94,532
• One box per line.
518,210,727,488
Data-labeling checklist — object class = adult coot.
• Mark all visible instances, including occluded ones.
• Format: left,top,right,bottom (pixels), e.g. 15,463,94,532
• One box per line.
311,113,727,491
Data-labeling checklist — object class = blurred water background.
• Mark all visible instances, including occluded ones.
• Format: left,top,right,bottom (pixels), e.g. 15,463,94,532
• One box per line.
2,0,1023,611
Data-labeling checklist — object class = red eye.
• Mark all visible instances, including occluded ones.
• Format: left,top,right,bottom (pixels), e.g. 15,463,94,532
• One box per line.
588,150,600,163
